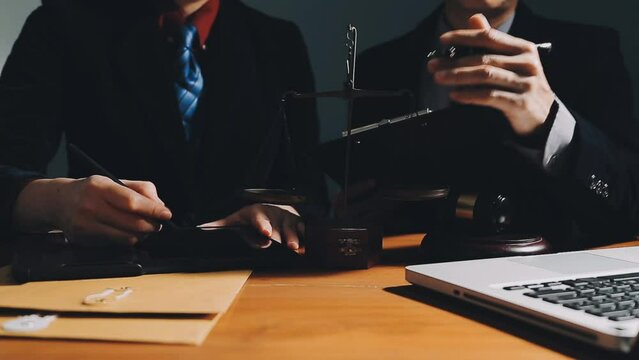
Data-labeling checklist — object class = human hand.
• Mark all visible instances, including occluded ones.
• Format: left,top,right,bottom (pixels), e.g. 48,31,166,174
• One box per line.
428,14,555,135
201,204,304,251
19,176,173,245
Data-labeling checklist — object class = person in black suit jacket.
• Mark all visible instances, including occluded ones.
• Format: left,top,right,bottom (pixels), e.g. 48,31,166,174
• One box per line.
350,0,639,248
0,0,327,249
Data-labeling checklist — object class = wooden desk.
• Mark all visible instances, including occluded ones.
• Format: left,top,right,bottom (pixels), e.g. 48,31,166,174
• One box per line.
1,235,638,360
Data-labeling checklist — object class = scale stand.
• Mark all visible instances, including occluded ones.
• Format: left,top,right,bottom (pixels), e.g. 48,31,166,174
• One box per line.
284,25,411,268
284,25,410,215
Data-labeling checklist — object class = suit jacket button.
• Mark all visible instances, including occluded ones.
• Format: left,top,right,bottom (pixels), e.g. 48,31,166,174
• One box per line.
589,174,598,190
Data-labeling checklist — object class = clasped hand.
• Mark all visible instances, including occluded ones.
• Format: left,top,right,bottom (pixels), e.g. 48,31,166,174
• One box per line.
428,14,555,135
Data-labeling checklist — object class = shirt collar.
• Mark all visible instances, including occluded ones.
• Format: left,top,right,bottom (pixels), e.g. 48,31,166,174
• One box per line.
160,0,220,48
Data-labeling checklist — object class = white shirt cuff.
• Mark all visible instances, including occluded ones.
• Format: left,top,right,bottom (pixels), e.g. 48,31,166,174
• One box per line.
543,97,576,170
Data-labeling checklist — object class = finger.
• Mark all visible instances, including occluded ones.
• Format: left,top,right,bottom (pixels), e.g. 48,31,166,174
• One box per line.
253,236,273,249
468,13,491,30
201,205,274,237
450,87,522,112
225,205,273,237
265,204,300,217
101,184,172,221
244,207,273,238
283,205,301,217
94,200,162,234
434,65,530,93
440,28,535,56
260,205,302,247
122,180,165,205
281,216,300,250
199,215,273,249
270,224,282,245
242,237,272,249
428,54,539,76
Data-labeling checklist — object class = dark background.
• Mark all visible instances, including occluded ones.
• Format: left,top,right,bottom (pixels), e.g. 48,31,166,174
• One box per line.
1,0,637,178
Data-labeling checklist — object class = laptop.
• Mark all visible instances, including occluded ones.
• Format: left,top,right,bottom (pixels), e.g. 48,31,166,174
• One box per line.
406,247,639,353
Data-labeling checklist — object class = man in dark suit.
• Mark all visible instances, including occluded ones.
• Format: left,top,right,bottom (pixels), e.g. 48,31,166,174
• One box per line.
0,0,326,249
351,0,639,248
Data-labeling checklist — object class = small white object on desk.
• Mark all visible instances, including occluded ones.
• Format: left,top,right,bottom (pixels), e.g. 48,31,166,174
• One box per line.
82,287,133,305
3,314,57,333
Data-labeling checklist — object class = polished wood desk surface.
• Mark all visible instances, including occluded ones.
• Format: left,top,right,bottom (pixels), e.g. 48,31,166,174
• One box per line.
1,235,639,360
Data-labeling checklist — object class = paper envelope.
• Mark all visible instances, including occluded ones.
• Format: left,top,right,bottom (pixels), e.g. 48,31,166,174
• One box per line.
0,267,251,344
0,267,251,314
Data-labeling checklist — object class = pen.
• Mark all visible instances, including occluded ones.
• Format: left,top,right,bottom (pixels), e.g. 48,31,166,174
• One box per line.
67,143,178,231
427,42,552,59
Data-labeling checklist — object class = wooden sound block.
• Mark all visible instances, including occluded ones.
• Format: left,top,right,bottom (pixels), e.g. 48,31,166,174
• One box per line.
419,232,552,263
305,221,383,269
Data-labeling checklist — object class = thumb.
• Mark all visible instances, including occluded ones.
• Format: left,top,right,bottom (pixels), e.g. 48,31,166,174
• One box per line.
250,211,273,238
468,13,491,30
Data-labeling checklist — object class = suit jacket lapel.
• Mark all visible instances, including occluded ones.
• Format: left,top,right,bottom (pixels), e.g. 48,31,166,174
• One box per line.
509,3,543,42
198,0,277,187
400,6,442,103
114,15,190,178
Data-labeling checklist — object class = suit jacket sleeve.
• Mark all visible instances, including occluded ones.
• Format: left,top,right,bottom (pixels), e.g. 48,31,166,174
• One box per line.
0,4,65,233
550,114,639,246
547,28,639,246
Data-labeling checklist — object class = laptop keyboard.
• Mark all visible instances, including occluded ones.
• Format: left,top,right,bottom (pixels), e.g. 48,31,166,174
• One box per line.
504,272,639,322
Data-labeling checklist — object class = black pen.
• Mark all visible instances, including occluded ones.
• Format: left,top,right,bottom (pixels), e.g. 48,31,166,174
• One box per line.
67,143,178,230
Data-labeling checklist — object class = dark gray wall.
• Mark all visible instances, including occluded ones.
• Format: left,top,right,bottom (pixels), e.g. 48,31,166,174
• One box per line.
0,1,40,70
0,1,637,177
